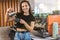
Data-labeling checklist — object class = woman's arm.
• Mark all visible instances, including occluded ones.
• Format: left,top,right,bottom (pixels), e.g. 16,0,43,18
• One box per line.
5,8,15,23
24,21,35,32
20,19,35,32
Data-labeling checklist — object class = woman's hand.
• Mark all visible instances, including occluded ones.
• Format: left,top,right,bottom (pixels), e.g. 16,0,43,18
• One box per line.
7,8,13,12
20,19,26,24
5,8,14,23
6,8,13,16
5,8,12,23
20,19,35,32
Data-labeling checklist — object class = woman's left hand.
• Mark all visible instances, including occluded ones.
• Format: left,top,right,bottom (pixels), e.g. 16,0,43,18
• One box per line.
20,19,26,24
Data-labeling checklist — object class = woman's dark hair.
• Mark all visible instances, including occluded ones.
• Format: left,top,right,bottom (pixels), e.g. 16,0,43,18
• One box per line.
20,0,32,15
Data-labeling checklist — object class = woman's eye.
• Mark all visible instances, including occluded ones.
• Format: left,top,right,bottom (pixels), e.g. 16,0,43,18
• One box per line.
25,5,27,7
22,6,24,7
22,5,28,8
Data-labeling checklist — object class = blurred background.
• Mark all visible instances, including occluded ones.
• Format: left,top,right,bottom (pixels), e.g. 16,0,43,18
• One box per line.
0,0,60,40
0,0,60,27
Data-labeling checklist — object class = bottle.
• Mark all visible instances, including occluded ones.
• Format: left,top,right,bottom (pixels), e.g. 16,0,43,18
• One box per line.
53,22,58,39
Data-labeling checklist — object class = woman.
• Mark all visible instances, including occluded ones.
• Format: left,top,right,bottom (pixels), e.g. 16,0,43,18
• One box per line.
5,0,35,40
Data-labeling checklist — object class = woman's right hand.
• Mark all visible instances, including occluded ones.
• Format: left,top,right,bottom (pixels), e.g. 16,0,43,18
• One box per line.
6,8,13,13
6,8,13,16
5,8,14,23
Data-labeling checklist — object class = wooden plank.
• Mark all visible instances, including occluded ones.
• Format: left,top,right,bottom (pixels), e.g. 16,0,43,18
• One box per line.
2,0,5,26
0,0,2,26
15,0,17,12
1,0,4,26
3,0,6,26
18,0,20,12
17,0,18,12
11,0,15,11
16,0,18,12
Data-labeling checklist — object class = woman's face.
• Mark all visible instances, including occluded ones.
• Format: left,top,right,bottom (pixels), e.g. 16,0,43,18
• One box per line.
22,2,29,13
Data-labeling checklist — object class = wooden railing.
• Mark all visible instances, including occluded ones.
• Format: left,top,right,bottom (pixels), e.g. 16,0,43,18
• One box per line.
0,0,20,27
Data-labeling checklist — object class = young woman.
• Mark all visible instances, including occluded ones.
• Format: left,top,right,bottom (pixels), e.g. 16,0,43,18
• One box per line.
5,0,35,40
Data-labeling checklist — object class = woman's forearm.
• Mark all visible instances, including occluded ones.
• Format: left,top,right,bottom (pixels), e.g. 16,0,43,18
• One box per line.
5,8,15,23
5,12,15,23
20,19,35,32
5,12,9,23
24,22,34,32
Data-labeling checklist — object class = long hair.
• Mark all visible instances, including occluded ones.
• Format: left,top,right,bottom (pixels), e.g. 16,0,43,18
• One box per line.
20,0,32,15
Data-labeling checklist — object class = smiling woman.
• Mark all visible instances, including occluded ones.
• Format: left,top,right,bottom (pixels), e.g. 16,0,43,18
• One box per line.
5,0,35,40
14,1,35,40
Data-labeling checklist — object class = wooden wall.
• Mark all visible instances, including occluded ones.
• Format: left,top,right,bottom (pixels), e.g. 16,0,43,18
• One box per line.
0,0,20,27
